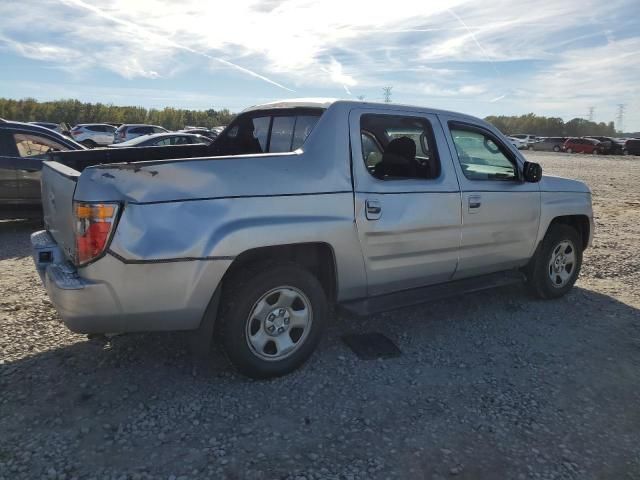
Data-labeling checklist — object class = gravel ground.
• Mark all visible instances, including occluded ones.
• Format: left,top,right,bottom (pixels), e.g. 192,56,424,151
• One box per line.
1,151,640,479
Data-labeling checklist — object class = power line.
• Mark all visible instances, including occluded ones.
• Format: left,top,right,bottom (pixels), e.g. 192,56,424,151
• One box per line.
616,104,626,133
382,86,393,103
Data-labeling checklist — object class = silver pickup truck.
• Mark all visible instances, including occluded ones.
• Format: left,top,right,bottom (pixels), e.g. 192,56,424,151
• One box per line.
31,99,593,378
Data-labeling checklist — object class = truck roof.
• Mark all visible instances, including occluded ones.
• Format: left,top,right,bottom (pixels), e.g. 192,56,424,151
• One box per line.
240,98,483,124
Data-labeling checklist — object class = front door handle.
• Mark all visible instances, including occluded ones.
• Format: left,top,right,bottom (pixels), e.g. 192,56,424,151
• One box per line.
365,199,381,220
468,195,481,213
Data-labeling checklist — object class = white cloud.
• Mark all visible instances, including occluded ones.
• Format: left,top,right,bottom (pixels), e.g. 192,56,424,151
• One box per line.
0,0,638,128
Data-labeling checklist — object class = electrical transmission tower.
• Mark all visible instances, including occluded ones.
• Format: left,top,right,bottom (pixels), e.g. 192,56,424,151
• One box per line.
382,86,393,103
357,95,365,101
587,106,594,122
616,104,625,133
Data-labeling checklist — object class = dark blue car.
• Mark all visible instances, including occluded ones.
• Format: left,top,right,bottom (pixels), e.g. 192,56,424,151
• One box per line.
0,119,84,216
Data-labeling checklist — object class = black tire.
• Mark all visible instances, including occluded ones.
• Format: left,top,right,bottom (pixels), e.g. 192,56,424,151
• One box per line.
526,224,583,299
81,140,97,149
566,147,573,154
527,145,533,150
553,145,560,152
218,261,328,379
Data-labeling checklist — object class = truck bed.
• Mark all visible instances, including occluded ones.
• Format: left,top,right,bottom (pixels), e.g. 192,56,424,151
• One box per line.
47,143,215,171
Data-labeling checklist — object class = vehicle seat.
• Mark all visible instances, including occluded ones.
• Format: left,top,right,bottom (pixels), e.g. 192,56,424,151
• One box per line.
374,137,417,179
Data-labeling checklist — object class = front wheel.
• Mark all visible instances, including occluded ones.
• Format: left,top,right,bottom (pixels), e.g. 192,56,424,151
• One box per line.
526,225,583,299
553,145,560,152
566,147,573,154
219,262,328,379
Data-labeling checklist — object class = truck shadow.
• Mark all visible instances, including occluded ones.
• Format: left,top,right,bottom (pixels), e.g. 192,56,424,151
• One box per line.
2,284,638,390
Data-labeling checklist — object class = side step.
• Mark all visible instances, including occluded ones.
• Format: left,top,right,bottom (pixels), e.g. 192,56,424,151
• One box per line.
339,270,526,316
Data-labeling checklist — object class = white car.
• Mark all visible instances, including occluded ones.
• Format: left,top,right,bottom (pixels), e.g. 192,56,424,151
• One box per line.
510,134,537,149
508,136,528,150
70,124,117,148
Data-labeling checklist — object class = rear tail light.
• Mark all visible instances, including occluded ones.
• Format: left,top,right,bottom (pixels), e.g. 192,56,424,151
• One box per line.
71,127,82,136
73,202,120,265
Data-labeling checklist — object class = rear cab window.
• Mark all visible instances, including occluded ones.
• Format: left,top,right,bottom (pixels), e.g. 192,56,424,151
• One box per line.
212,109,323,156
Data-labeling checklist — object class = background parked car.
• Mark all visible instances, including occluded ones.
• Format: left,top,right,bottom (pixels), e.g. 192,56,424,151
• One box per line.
510,134,536,149
69,123,117,148
562,137,602,154
113,124,168,143
0,119,84,215
108,132,210,148
508,136,528,149
585,136,625,155
180,127,218,141
533,137,567,152
623,139,640,156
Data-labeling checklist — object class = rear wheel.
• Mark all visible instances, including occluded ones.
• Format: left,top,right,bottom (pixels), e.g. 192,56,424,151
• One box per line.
553,145,560,152
592,149,599,155
219,262,328,378
526,224,583,299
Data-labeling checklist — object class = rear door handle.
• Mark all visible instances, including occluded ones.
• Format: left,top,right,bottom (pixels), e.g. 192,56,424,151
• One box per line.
365,199,381,220
468,195,481,212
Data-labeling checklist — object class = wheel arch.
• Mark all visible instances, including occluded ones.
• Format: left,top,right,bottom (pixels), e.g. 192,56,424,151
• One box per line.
223,242,338,303
546,215,591,250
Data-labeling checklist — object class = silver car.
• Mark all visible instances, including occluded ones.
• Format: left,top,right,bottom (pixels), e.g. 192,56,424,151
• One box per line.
108,132,210,148
70,123,117,148
533,137,567,152
113,124,168,143
32,99,593,378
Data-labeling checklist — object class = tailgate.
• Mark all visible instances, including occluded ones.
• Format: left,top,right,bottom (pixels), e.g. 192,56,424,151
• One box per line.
41,161,79,261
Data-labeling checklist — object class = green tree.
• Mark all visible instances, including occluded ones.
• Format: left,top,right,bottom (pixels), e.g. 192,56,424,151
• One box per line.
0,97,235,130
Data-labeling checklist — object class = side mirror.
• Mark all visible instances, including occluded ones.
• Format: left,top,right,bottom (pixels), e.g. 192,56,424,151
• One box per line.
523,161,542,183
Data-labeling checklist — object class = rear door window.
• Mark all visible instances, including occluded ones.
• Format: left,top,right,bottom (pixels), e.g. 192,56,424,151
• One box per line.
360,114,440,180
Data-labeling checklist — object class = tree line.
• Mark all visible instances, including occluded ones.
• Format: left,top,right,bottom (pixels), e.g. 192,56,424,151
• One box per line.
0,98,235,130
484,113,617,137
0,97,620,137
